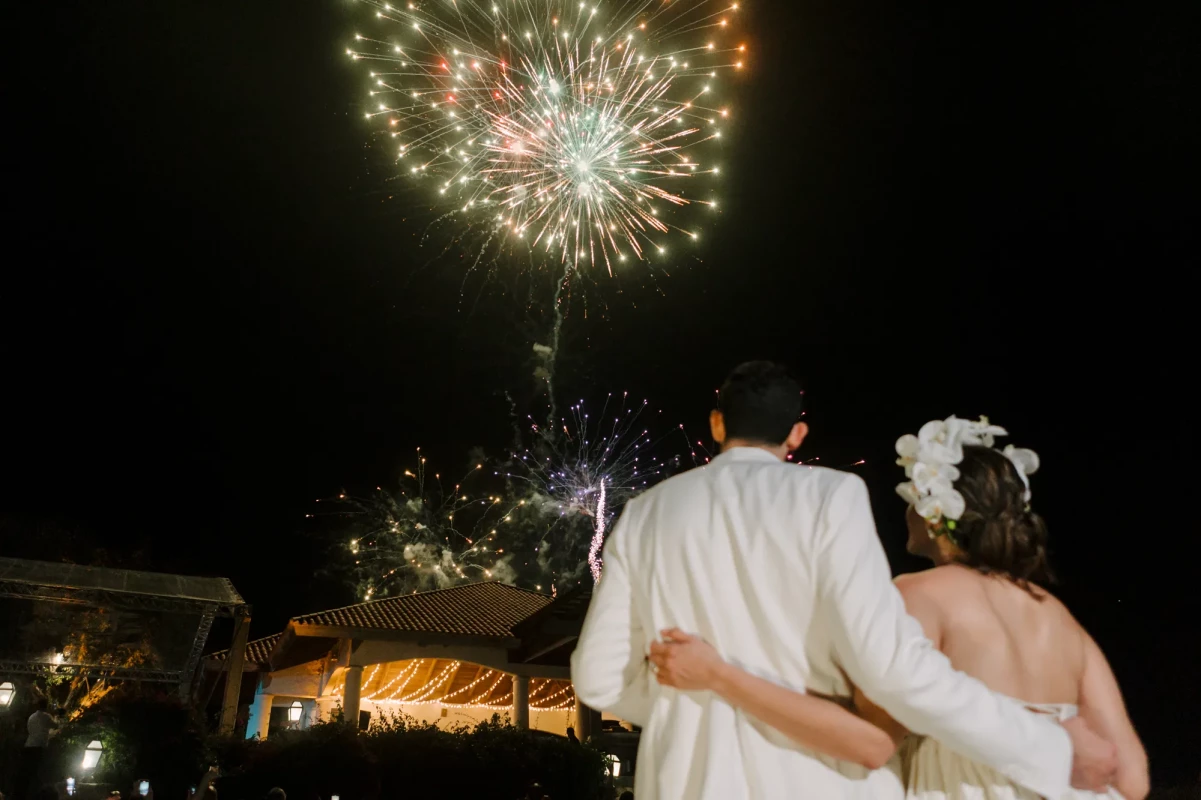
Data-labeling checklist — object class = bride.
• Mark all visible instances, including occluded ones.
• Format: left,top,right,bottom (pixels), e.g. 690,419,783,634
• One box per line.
647,416,1148,800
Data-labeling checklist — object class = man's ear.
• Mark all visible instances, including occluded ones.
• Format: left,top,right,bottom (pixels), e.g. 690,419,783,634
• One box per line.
785,421,809,451
709,409,726,446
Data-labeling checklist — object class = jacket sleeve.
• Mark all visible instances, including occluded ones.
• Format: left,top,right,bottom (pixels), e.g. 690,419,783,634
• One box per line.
569,500,653,726
815,474,1072,798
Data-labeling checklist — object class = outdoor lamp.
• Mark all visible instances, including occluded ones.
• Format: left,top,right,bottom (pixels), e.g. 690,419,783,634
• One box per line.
288,700,303,723
81,739,103,770
0,681,15,707
609,754,622,778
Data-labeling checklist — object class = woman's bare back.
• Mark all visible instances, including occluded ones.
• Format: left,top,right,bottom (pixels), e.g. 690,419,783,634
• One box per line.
897,563,1086,705
889,562,1148,798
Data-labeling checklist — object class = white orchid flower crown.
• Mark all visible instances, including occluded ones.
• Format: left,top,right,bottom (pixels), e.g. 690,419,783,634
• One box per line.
895,415,1040,539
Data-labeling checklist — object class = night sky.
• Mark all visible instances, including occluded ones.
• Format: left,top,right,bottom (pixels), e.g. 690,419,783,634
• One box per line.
4,0,1196,783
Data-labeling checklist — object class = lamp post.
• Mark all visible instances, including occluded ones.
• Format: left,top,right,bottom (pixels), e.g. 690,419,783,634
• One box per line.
0,681,15,707
81,739,104,770
288,700,303,725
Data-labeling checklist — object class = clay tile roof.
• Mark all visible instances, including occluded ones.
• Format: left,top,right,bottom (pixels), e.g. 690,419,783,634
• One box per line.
206,633,281,666
292,582,552,639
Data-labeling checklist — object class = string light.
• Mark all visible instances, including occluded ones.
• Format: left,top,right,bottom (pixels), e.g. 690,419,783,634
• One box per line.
333,658,577,712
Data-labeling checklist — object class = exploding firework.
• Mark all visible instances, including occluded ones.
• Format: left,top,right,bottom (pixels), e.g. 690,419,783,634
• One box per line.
317,450,529,600
347,0,746,274
503,392,706,581
316,399,865,600
318,395,703,599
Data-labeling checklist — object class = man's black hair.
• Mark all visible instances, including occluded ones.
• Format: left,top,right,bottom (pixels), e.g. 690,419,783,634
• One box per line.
717,361,803,445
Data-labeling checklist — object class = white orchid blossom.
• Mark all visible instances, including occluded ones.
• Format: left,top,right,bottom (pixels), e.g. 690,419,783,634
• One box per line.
912,461,961,493
916,418,966,465
916,489,965,524
895,433,920,477
895,415,1040,532
960,415,1008,448
1002,444,1040,502
895,481,921,505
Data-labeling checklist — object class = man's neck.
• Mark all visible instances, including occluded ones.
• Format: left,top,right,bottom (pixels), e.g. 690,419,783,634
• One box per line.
721,439,789,461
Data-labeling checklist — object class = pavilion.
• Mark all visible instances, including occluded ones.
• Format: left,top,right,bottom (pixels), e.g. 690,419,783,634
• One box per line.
205,581,619,742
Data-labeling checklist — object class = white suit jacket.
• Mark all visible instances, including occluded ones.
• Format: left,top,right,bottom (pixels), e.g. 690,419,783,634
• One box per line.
571,447,1072,800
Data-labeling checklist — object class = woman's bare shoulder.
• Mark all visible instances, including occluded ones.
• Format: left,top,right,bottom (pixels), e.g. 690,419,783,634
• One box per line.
1026,584,1087,637
894,564,981,595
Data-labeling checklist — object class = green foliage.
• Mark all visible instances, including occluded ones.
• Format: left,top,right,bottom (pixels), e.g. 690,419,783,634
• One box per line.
44,689,210,796
215,714,610,800
15,691,608,800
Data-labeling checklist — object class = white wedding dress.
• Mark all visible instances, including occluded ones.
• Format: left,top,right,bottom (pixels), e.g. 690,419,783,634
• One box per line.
905,702,1125,800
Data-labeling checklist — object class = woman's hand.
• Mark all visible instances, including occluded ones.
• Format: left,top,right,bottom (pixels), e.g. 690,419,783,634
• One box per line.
648,628,728,691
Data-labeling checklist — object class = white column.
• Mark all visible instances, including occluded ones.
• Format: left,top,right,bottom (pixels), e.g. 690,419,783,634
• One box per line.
246,691,273,740
302,699,319,729
512,674,530,730
344,665,364,730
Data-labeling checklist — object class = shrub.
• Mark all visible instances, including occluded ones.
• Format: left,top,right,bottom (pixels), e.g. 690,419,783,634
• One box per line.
213,720,378,800
44,689,210,796
214,714,609,800
367,713,609,800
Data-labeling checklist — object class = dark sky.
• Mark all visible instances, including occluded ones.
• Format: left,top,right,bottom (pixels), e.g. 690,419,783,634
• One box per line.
4,0,1196,782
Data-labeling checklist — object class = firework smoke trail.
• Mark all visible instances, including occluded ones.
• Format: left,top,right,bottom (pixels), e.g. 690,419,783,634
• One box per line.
347,0,746,276
588,477,606,581
542,260,574,430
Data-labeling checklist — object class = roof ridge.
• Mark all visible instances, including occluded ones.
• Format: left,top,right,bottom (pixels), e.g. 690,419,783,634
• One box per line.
292,580,548,623
206,632,282,661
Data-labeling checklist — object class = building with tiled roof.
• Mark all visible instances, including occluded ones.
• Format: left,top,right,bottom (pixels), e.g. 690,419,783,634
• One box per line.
291,582,552,640
202,581,615,746
208,633,281,670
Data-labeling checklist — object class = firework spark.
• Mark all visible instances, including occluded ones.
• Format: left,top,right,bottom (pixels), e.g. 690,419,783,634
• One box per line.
347,0,745,274
318,450,525,600
588,477,606,581
503,392,705,581
317,396,706,599
316,400,862,599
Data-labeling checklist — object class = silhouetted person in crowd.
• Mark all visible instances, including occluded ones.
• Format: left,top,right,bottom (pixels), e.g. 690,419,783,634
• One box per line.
618,791,634,800
266,790,286,800
565,726,579,744
17,698,58,798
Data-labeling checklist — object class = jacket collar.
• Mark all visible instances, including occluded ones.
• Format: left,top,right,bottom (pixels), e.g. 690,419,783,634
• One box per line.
712,446,785,465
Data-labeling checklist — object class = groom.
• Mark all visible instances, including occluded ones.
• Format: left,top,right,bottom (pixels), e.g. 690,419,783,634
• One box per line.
571,362,1117,799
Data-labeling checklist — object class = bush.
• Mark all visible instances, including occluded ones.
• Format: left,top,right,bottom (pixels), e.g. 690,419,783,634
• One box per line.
213,720,379,800
44,689,211,796
21,692,608,800
214,713,610,800
369,713,609,800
